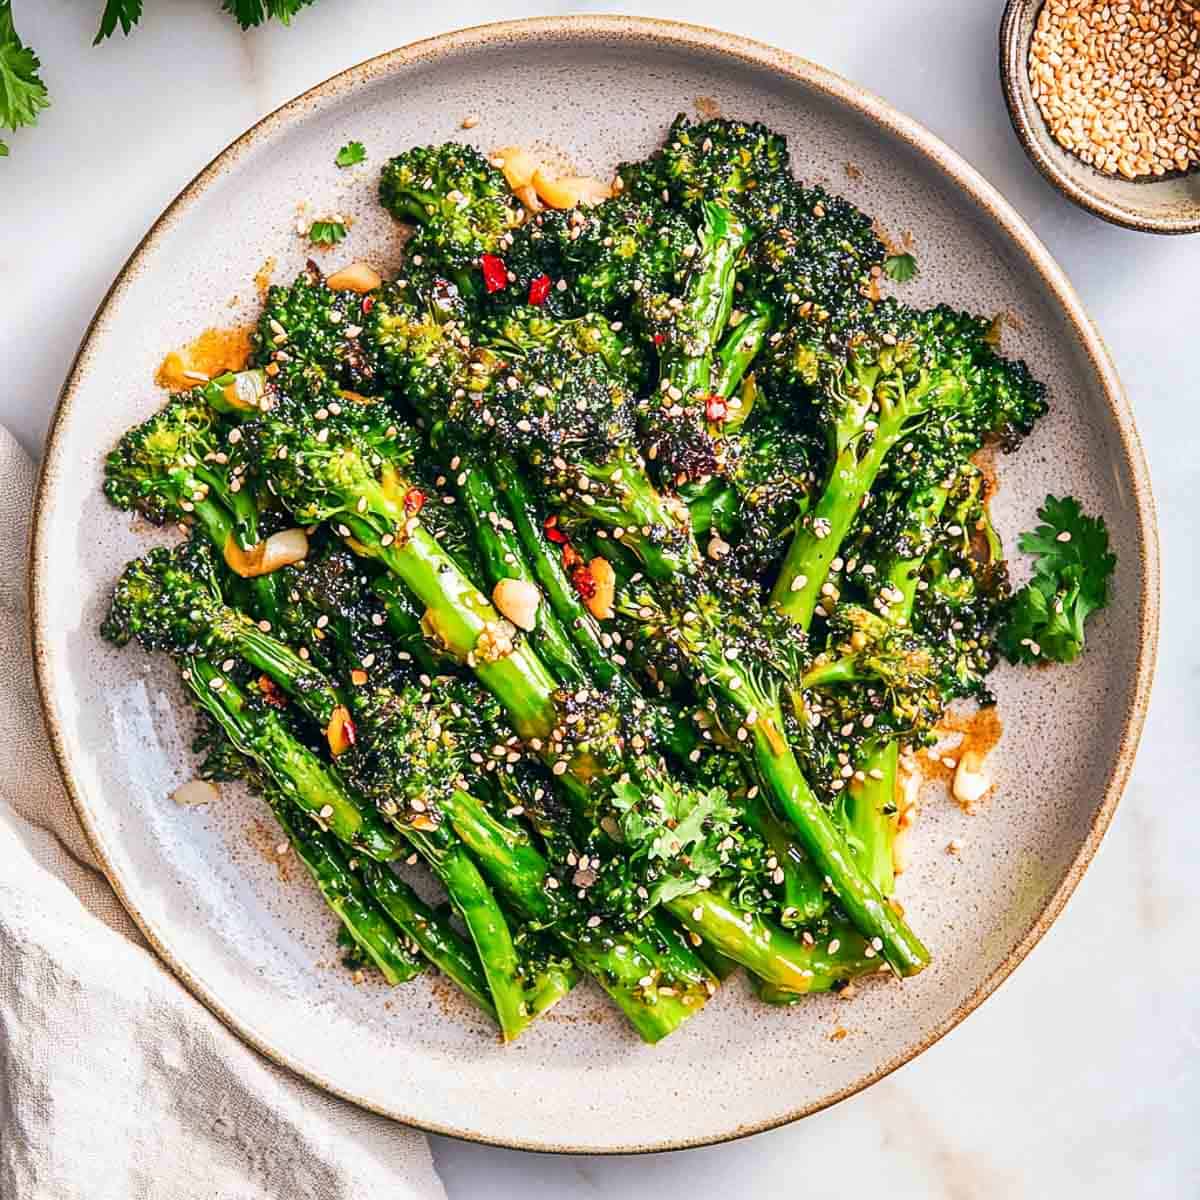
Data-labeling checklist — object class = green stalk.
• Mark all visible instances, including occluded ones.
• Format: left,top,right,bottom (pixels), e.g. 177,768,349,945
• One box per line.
713,305,771,409
437,786,712,1043
182,658,402,861
270,793,424,984
661,201,752,398
452,459,588,687
837,483,952,894
346,514,562,741
490,455,623,691
665,892,876,994
403,823,538,1042
741,793,829,925
771,431,897,625
358,860,498,1021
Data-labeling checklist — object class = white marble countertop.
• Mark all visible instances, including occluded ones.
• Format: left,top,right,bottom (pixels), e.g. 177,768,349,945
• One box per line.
3,1,1195,1196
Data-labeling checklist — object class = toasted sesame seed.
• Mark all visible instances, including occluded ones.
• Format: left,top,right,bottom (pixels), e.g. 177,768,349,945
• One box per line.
1030,0,1200,179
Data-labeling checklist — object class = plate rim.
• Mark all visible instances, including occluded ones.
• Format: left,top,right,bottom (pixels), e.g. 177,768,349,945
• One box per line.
28,14,1161,1154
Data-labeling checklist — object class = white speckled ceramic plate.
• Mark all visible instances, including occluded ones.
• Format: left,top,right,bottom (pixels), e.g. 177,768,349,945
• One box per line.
31,17,1158,1153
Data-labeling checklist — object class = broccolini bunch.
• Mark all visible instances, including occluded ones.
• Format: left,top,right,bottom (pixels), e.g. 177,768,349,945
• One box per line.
98,113,1113,1044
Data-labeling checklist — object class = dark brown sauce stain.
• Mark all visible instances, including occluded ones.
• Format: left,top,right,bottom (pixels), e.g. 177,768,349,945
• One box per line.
156,326,253,390
244,816,294,884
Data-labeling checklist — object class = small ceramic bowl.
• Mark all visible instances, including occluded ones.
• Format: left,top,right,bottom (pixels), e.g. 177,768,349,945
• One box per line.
1000,0,1200,234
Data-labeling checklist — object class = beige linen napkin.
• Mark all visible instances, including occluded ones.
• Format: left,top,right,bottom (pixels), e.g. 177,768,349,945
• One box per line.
0,425,446,1200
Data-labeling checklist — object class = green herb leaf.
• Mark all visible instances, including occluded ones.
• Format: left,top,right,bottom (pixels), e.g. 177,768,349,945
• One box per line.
999,494,1115,665
308,219,347,247
94,0,144,44
882,252,918,283
222,0,320,30
0,2,50,157
336,140,366,168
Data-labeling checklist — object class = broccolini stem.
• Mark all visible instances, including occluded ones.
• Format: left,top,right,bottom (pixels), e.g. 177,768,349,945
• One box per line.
269,792,424,985
665,892,876,994
713,306,772,405
490,456,624,691
437,786,712,1043
343,514,562,742
771,431,897,625
403,823,538,1042
181,657,403,861
740,792,830,924
660,201,752,399
453,458,588,687
839,483,951,894
358,859,498,1022
748,718,929,976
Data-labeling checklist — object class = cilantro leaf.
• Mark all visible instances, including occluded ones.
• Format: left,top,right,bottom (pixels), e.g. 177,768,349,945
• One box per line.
308,219,347,247
882,252,917,283
94,0,144,44
336,140,366,168
0,2,50,158
999,494,1116,665
221,0,319,29
611,778,739,911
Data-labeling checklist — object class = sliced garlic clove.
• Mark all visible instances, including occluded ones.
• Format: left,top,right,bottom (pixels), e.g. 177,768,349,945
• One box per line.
492,578,541,632
172,779,219,807
952,750,992,808
326,262,381,293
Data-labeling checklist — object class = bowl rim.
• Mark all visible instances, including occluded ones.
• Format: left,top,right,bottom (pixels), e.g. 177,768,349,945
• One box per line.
999,0,1200,235
29,13,1161,1154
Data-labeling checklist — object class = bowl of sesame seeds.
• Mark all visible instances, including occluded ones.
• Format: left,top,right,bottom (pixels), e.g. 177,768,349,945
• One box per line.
1001,0,1200,233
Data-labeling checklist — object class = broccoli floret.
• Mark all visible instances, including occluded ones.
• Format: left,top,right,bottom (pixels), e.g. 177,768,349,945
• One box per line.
769,299,1048,625
255,262,380,393
102,391,272,555
618,114,792,230
379,142,521,295
510,195,697,317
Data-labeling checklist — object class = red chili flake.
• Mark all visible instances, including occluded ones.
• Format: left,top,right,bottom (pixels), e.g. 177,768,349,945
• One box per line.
480,254,508,293
561,543,583,571
570,563,598,600
341,716,358,747
361,295,376,315
258,676,288,709
652,333,665,346
705,395,728,423
544,515,568,545
403,488,426,516
528,274,552,306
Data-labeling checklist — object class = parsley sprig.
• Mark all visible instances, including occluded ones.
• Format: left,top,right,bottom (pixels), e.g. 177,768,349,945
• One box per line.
308,219,347,247
0,2,49,158
3,1,325,158
999,494,1116,665
611,778,740,910
336,140,366,168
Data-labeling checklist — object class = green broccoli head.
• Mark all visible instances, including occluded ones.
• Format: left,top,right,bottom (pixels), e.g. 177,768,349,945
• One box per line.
761,299,1048,472
103,393,229,525
515,195,697,315
255,263,380,394
618,114,792,230
341,675,509,821
245,380,422,531
100,538,223,652
379,143,521,288
746,183,884,312
364,279,473,405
